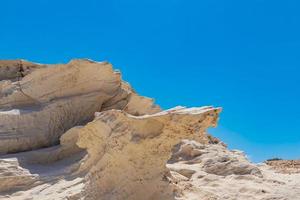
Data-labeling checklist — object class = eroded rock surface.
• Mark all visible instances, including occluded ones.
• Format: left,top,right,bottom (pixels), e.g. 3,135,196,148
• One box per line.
76,106,220,200
266,159,300,174
0,59,299,200
0,59,159,153
0,60,43,81
168,141,300,200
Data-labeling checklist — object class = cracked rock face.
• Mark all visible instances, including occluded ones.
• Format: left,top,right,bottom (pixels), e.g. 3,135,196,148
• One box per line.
0,59,299,200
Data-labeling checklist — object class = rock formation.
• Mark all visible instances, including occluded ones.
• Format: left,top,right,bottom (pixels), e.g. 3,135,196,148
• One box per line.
0,59,299,200
265,159,300,174
0,59,159,153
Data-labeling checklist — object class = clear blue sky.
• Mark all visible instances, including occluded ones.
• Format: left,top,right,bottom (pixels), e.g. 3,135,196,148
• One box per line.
0,0,299,162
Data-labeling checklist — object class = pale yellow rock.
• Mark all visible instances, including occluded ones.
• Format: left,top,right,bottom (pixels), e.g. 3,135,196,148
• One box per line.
0,59,159,153
0,59,299,200
75,106,220,200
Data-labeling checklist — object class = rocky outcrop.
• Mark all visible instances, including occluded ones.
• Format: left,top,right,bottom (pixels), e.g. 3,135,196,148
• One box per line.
0,60,43,81
168,141,300,200
0,106,221,200
76,106,220,200
266,159,300,174
168,140,262,178
0,59,159,153
0,59,299,200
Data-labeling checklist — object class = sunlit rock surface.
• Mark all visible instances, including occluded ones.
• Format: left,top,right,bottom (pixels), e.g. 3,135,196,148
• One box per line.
0,59,299,200
0,59,159,153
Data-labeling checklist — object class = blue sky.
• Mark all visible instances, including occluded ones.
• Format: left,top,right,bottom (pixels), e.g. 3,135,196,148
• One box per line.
0,0,299,162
